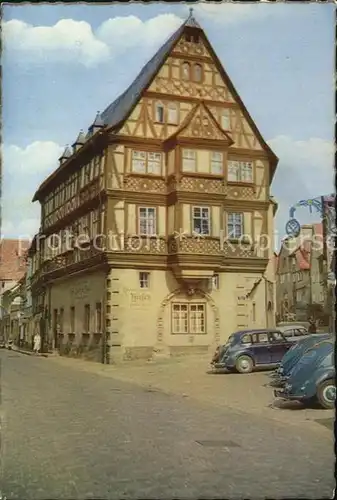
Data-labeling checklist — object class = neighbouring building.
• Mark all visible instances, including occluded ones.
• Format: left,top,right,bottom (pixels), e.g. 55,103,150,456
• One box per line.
30,12,279,362
0,238,30,340
276,223,326,322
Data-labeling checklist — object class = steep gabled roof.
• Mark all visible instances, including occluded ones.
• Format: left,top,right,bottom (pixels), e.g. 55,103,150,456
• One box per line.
32,10,278,201
99,13,278,173
100,23,187,130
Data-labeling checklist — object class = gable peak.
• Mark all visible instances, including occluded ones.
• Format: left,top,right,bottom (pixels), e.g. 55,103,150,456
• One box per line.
185,8,202,29
171,101,233,144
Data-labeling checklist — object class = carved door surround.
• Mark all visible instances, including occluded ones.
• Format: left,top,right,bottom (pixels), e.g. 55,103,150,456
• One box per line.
155,286,220,354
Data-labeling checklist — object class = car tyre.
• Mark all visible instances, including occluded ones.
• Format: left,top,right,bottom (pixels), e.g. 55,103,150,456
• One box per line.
235,355,253,374
317,379,336,409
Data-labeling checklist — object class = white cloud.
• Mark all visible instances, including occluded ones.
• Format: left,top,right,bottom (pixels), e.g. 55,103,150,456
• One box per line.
3,14,183,67
1,141,62,239
3,141,63,175
97,14,181,52
269,135,334,242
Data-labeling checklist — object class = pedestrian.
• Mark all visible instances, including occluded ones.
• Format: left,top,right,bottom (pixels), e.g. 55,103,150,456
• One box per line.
308,318,317,334
33,331,41,354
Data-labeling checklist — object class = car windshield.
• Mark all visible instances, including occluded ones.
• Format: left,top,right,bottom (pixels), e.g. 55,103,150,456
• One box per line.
320,352,334,367
225,335,234,346
301,343,333,365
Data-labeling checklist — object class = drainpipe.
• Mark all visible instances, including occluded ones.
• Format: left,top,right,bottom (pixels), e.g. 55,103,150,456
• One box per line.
101,269,109,365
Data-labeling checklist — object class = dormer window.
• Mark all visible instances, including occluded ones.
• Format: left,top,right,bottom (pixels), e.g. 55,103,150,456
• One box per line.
193,64,202,83
155,102,164,123
182,62,191,80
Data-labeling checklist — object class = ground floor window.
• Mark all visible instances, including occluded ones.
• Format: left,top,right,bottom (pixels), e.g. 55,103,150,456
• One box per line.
70,307,75,333
84,304,90,333
171,302,206,334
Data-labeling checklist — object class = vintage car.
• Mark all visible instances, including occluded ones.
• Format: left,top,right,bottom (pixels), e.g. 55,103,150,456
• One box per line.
270,333,331,387
211,329,294,374
277,321,310,329
274,340,335,409
276,324,309,341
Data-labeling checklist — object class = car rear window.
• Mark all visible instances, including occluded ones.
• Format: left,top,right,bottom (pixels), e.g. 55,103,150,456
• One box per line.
283,329,295,337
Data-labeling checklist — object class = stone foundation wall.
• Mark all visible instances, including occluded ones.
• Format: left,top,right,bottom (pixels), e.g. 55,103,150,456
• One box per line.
58,334,102,362
123,346,154,361
169,345,209,357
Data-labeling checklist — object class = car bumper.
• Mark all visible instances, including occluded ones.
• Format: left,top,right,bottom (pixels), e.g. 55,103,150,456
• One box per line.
213,362,227,369
274,389,306,401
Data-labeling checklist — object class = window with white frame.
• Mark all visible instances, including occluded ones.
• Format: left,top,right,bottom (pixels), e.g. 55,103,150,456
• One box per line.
147,152,162,175
211,152,223,174
132,151,146,173
192,206,210,235
132,151,162,175
139,272,150,289
138,207,156,235
167,103,178,124
228,161,253,183
182,149,196,172
172,303,206,334
155,102,164,123
227,212,243,239
221,110,230,130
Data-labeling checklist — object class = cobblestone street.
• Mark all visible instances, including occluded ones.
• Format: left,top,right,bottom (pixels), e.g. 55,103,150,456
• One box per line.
1,350,335,499
49,352,335,431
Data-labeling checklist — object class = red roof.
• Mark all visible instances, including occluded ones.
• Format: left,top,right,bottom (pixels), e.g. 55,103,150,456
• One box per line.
312,222,323,236
293,223,323,270
295,248,310,270
0,239,30,281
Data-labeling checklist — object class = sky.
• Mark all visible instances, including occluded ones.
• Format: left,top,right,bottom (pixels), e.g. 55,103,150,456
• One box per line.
1,2,335,251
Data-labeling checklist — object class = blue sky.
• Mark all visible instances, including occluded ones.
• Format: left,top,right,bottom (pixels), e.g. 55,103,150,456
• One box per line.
2,2,335,248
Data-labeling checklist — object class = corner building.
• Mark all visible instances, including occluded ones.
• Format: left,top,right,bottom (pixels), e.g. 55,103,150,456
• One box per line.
30,13,278,362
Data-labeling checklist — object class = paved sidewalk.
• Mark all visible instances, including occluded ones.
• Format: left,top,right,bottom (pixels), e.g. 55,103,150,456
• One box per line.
48,354,334,434
11,346,55,358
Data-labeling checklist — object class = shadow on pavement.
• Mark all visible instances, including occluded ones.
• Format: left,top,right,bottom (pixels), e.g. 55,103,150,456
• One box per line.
314,418,335,430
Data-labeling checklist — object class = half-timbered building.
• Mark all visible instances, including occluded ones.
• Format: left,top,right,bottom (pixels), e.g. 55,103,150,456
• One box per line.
30,12,278,361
